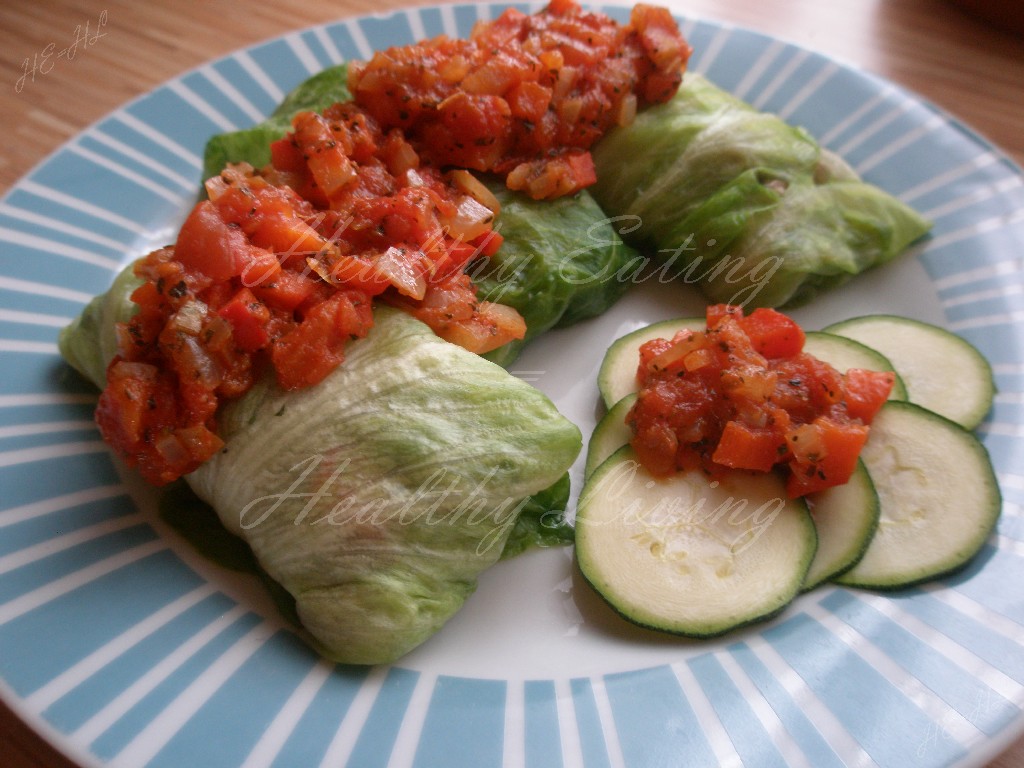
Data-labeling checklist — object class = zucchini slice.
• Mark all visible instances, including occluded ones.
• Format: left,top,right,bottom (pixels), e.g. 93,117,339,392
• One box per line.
835,401,1001,590
824,315,995,429
802,331,907,401
576,447,817,637
596,317,704,409
585,393,636,480
802,460,879,590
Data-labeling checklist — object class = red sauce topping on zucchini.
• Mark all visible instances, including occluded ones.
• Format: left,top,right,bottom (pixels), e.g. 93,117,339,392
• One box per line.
95,0,689,486
628,305,896,497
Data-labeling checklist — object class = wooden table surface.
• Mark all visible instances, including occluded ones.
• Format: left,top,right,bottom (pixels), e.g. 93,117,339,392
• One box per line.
1,1,1022,766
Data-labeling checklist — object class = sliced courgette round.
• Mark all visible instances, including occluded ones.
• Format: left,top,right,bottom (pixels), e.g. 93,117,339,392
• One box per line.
802,460,879,590
802,331,907,401
596,316,704,409
823,315,995,429
576,447,817,637
835,401,1001,590
584,393,636,480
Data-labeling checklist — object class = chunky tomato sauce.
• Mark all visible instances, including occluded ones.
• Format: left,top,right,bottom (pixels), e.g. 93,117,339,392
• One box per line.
349,0,690,199
628,305,895,497
95,0,689,486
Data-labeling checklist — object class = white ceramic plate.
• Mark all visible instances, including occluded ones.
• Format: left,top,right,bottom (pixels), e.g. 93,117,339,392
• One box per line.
1,3,1023,766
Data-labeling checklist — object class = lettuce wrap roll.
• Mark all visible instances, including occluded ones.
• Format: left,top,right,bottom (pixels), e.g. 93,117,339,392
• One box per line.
186,306,580,664
61,295,581,664
590,73,931,307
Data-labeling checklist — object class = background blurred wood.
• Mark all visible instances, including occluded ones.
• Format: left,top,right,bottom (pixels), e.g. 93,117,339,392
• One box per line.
0,1,1021,766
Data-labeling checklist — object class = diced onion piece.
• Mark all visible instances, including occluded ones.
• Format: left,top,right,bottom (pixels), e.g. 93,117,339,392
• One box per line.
553,65,578,100
204,174,229,201
683,347,716,372
113,361,159,382
558,97,583,126
438,54,470,83
449,169,502,215
787,422,827,463
440,301,526,354
376,247,427,300
648,331,703,373
170,300,208,336
180,334,222,388
461,61,514,95
616,93,637,127
403,168,428,188
479,300,527,338
387,137,420,176
446,194,497,242
155,432,190,466
307,254,337,286
202,316,235,353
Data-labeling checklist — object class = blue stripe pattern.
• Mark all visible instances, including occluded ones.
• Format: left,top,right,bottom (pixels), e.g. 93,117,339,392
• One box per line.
147,631,324,768
89,611,264,760
523,680,564,768
604,664,717,767
688,653,789,767
569,677,611,768
764,614,971,765
345,667,420,767
414,676,507,767
269,665,369,767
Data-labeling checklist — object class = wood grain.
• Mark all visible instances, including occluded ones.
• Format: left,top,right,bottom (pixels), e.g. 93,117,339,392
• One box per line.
0,1,1021,766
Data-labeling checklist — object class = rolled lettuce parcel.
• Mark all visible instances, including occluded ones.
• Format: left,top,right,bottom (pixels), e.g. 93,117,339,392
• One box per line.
590,73,932,307
186,307,580,664
61,299,580,664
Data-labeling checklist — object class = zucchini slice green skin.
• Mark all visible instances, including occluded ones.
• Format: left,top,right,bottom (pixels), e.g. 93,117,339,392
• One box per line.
823,314,995,430
801,460,879,591
585,393,636,480
576,447,817,638
835,401,1001,590
597,317,704,409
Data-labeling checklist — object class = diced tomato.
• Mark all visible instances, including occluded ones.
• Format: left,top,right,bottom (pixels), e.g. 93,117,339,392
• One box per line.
270,290,374,390
629,304,885,496
217,288,271,352
785,417,869,497
249,213,331,269
472,229,504,257
506,81,553,123
269,136,306,173
712,421,785,472
251,270,320,312
175,201,252,282
842,368,896,423
95,359,224,486
705,303,742,328
319,253,393,296
740,307,805,359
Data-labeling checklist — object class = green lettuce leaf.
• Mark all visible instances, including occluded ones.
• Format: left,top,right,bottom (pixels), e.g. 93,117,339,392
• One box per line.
57,265,142,388
499,472,574,559
591,72,932,308
474,179,640,366
186,306,581,664
202,64,352,182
